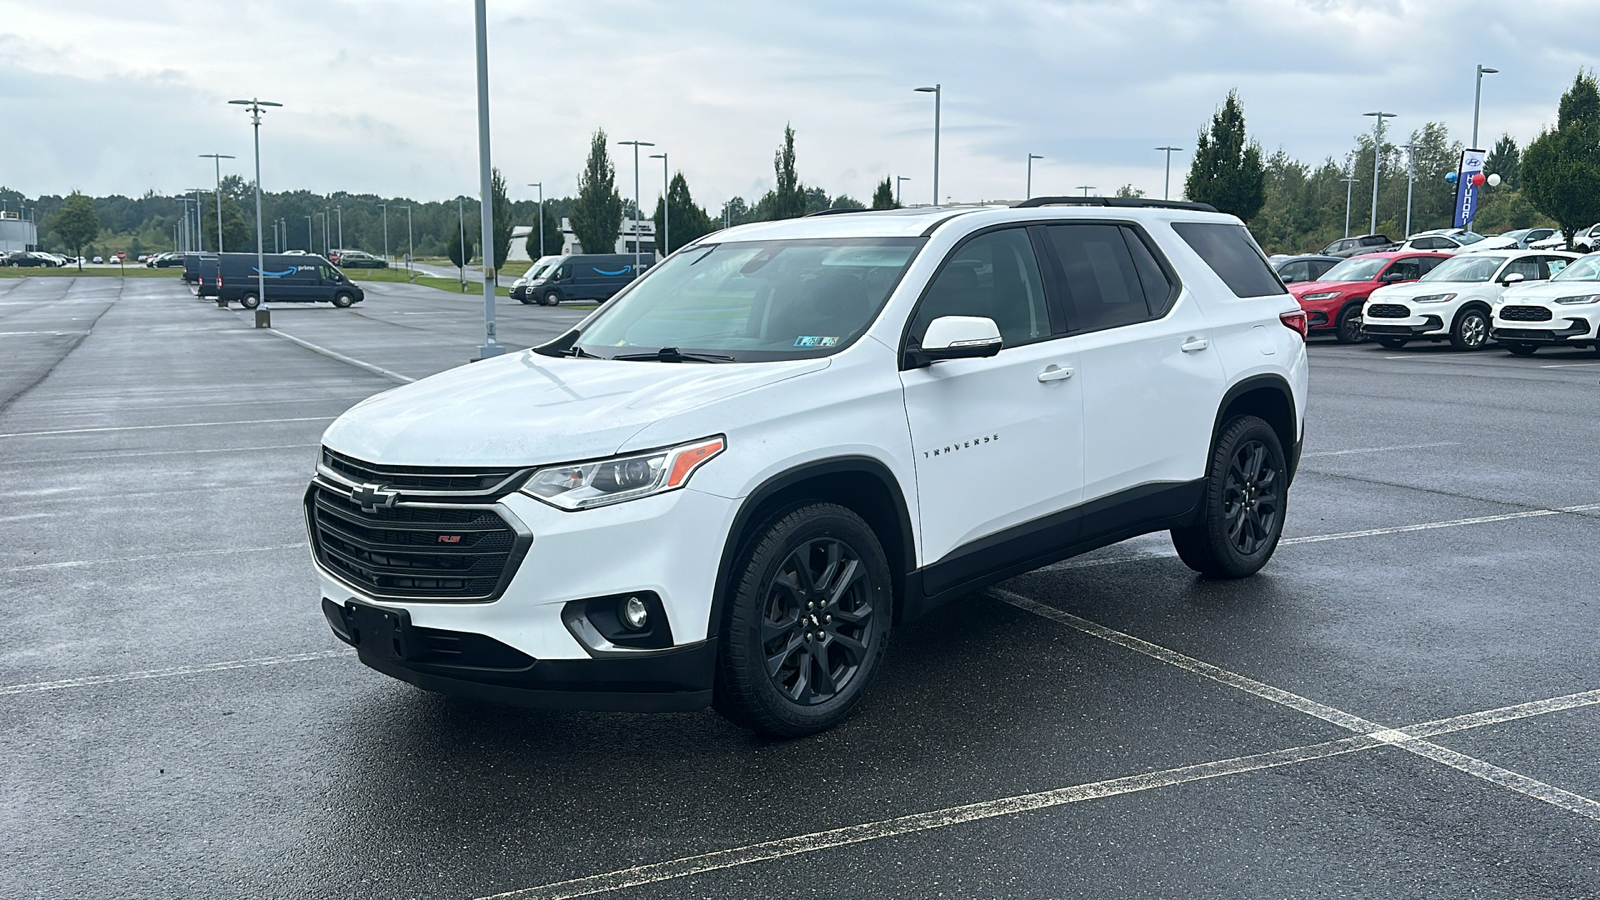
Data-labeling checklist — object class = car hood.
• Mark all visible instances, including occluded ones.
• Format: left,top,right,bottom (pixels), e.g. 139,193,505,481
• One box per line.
1498,280,1600,303
1368,281,1492,301
1289,279,1375,297
322,351,830,466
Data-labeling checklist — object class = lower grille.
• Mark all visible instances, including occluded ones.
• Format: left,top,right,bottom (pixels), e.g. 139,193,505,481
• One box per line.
306,482,528,602
1499,306,1552,322
1366,304,1410,319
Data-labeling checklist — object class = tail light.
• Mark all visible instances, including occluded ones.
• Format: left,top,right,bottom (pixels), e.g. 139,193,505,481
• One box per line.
1280,310,1309,340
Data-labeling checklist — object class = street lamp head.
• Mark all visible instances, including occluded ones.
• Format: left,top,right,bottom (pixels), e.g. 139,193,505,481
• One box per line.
649,153,666,160
617,140,655,148
1156,145,1183,152
1029,153,1044,160
914,86,938,93
1479,65,1499,75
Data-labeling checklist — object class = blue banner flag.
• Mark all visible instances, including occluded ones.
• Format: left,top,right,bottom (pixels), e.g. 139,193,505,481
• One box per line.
1453,149,1485,228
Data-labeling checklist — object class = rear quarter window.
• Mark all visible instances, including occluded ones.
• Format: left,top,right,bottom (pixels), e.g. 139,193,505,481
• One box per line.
1171,222,1286,298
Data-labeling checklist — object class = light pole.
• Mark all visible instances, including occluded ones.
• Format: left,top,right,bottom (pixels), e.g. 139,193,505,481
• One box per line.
896,175,910,207
1472,65,1498,150
526,182,544,259
1025,153,1043,201
1399,143,1417,238
1155,146,1183,201
913,84,941,206
399,205,413,280
617,140,655,272
335,205,343,255
1076,185,1096,197
1341,175,1357,237
650,153,668,256
471,0,501,359
323,206,331,257
1363,111,1396,235
198,153,234,252
228,97,282,326
305,216,312,252
457,196,467,290
378,203,388,265
189,189,208,251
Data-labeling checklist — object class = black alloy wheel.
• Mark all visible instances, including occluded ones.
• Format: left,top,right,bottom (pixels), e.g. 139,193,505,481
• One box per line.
1171,415,1287,578
715,502,891,737
1334,304,1366,344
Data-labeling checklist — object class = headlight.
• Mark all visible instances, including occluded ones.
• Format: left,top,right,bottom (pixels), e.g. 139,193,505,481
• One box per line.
522,437,725,510
1554,294,1600,305
1302,291,1340,301
1412,293,1456,304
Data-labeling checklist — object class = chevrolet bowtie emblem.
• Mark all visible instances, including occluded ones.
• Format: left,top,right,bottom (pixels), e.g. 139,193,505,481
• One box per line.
351,483,400,513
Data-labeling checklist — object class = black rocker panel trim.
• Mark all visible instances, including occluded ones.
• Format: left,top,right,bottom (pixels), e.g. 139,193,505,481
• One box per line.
903,479,1204,622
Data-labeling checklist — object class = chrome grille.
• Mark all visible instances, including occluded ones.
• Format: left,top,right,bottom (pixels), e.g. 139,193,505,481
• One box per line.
1499,306,1552,322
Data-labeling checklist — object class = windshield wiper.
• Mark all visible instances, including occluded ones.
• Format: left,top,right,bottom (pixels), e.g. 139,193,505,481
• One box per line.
610,347,736,363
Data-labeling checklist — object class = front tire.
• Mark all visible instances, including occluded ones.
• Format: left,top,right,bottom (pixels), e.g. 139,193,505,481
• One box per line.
331,291,354,308
240,292,260,310
1449,307,1490,350
1171,415,1287,579
714,503,892,738
542,290,561,307
1334,304,1366,344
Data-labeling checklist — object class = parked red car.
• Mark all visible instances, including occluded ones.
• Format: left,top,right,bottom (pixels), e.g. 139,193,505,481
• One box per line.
1288,251,1450,343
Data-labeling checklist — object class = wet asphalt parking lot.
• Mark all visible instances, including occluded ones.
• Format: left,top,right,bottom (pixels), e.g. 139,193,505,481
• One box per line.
3,275,1599,899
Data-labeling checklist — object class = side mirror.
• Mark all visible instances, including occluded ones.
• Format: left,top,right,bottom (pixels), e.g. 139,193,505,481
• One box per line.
1501,272,1526,285
1380,270,1404,283
908,316,1003,367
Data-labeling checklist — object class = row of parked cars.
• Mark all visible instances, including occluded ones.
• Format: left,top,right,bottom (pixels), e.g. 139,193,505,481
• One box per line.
2,250,83,267
1309,224,1600,262
1273,244,1599,355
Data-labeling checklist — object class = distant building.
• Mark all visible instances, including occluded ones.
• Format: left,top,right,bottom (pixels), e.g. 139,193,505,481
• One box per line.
0,211,38,253
507,217,657,262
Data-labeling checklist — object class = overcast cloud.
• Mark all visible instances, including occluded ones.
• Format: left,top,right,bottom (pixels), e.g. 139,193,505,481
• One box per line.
2,0,1597,208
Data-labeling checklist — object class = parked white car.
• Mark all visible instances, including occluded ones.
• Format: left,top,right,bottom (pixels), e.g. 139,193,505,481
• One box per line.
1490,253,1600,356
1361,250,1579,350
1529,224,1600,254
1464,228,1558,252
307,200,1309,736
1393,229,1488,254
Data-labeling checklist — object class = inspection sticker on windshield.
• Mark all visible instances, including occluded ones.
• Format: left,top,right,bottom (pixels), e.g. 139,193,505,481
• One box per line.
794,336,838,348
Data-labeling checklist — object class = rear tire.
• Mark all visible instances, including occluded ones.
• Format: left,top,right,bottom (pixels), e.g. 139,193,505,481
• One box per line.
1334,304,1366,344
713,502,892,738
1449,307,1490,350
1171,415,1287,579
1375,337,1407,350
240,293,260,310
1504,343,1538,357
331,292,354,308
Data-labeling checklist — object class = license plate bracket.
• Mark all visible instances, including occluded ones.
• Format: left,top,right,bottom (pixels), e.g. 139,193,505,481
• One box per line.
345,600,423,663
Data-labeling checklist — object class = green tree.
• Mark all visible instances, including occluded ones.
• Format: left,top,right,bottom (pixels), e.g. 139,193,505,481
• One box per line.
650,172,714,255
200,194,251,251
1184,90,1265,221
871,177,897,209
49,192,99,271
1485,134,1520,190
765,124,806,220
524,202,563,260
447,229,474,290
1114,184,1146,198
570,129,623,254
1523,71,1600,248
829,194,866,210
489,167,514,270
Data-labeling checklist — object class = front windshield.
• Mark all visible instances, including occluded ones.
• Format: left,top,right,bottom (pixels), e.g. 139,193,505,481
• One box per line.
1455,231,1486,245
526,261,553,281
1320,257,1386,282
565,238,925,361
1552,256,1600,282
1421,255,1504,282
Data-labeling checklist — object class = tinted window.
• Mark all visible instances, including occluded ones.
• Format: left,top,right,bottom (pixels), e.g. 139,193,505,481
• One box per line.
1417,257,1443,275
1171,222,1284,298
1277,260,1308,283
1413,237,1446,250
1045,224,1151,331
1385,258,1424,281
913,229,1050,347
1123,227,1178,316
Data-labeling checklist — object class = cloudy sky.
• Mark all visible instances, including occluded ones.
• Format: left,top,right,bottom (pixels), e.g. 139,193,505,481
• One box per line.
2,0,1597,210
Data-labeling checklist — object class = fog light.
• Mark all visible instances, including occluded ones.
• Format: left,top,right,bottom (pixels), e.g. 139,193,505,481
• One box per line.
621,596,649,631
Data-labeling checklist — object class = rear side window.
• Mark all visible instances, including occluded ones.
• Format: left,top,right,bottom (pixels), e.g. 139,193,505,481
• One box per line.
1045,224,1155,331
1171,222,1285,298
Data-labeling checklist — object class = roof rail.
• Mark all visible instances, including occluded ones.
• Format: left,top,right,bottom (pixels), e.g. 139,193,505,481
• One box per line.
804,207,880,217
1014,196,1218,213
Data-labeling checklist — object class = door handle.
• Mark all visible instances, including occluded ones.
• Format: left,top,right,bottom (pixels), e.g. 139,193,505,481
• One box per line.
1037,364,1074,383
1180,337,1210,353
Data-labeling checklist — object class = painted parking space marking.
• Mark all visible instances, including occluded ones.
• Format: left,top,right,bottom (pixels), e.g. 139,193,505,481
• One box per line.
0,415,335,438
1302,441,1458,457
4,442,320,465
994,589,1600,821
0,650,346,696
1,542,308,574
266,328,418,384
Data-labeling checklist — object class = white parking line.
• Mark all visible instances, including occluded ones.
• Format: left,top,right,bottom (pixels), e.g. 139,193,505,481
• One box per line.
0,650,345,696
994,589,1600,821
267,328,417,384
1045,502,1600,571
1302,441,1458,458
476,678,1600,900
2,542,307,574
1539,362,1600,369
6,443,320,464
0,416,335,438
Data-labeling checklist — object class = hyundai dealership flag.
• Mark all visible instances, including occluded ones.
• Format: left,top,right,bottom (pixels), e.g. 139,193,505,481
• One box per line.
1453,149,1485,228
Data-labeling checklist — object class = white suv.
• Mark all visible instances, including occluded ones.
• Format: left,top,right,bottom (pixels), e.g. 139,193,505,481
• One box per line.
1360,250,1579,350
307,200,1309,736
1491,252,1600,356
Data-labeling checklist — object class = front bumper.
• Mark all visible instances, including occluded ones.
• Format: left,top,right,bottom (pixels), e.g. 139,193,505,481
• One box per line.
322,598,715,710
1491,317,1596,344
1362,314,1444,338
